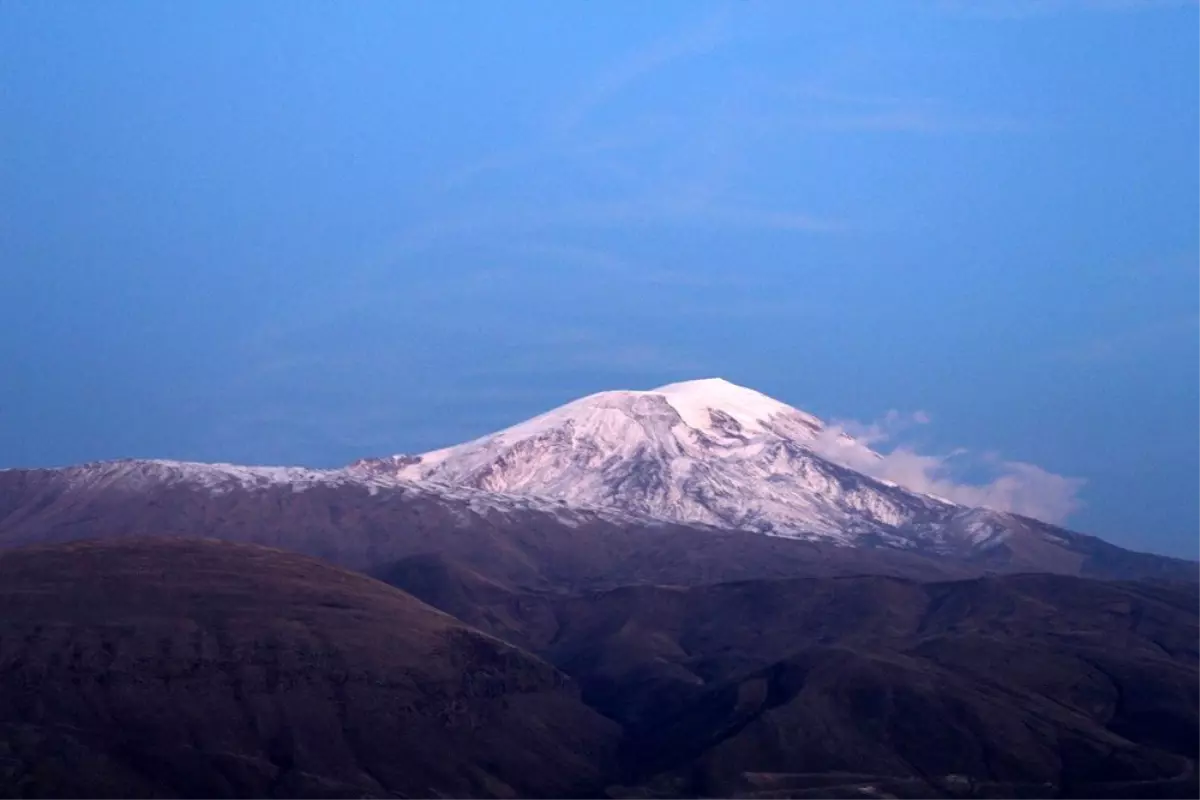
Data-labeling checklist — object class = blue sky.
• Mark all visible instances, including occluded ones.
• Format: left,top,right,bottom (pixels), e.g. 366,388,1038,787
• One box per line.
2,1,1196,557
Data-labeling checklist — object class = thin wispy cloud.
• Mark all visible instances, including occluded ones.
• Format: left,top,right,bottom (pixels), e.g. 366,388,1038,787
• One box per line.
800,109,1032,135
935,0,1197,19
1044,315,1199,364
810,410,1086,524
775,85,1038,136
699,206,849,232
408,12,853,258
364,195,845,273
511,242,751,289
1117,251,1200,279
436,131,659,194
466,329,707,377
212,5,1126,484
551,10,733,137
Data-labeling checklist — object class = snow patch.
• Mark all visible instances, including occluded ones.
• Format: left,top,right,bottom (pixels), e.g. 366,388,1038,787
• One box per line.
654,377,818,435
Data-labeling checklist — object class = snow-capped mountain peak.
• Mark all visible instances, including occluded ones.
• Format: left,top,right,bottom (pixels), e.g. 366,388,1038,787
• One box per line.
415,378,831,470
350,379,958,547
652,377,818,435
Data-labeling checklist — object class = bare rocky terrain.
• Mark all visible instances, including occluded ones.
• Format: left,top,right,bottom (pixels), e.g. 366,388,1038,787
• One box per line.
0,539,618,798
0,538,1193,798
385,557,1199,798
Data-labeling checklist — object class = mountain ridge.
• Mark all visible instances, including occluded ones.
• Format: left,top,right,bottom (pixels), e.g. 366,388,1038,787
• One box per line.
0,378,1192,582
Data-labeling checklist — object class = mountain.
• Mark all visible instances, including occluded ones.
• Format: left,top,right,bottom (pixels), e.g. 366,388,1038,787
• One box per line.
0,379,1195,798
351,378,929,543
350,378,1193,578
0,538,619,798
0,457,983,590
0,378,1192,582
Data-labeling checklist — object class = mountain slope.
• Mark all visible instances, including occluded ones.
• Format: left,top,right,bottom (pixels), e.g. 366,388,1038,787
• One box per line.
0,537,619,798
383,563,1199,798
1,541,1193,798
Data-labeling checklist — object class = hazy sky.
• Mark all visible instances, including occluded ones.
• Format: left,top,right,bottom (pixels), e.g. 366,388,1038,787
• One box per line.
2,1,1197,557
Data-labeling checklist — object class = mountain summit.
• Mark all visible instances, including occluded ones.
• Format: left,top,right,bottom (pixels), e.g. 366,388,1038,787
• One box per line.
349,379,1017,552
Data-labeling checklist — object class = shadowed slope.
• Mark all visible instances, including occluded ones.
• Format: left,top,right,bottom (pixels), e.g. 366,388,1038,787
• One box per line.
383,562,1199,798
0,538,618,798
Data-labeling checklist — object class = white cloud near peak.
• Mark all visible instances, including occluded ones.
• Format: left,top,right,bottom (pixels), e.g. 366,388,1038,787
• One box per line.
809,410,1086,524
